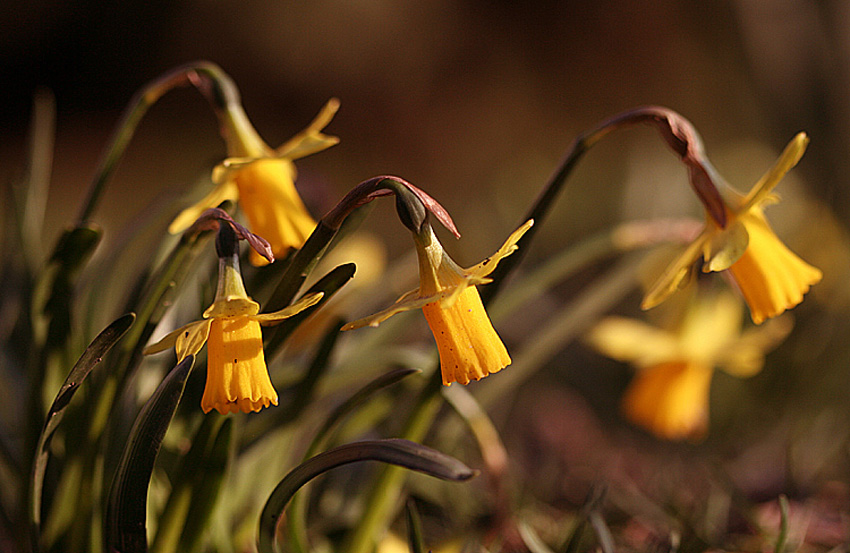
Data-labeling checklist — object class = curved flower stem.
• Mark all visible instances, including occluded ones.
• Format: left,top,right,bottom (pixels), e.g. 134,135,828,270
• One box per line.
348,107,717,552
482,105,725,305
343,375,443,553
263,175,456,313
75,61,240,225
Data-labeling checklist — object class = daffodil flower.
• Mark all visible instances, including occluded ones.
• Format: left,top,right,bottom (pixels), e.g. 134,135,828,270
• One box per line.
169,99,340,265
144,224,323,414
642,133,822,323
343,220,533,386
588,290,791,440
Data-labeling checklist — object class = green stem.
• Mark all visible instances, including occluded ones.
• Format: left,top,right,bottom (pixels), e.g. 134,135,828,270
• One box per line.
343,373,442,553
75,61,241,225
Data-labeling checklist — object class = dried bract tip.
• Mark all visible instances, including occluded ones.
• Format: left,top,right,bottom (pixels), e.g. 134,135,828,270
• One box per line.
187,208,274,263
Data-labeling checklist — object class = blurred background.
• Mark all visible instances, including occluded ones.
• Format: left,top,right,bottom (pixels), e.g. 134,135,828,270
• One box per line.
3,1,850,248
3,1,850,547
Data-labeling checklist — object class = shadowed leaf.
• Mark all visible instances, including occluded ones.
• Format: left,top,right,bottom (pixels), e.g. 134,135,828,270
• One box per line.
151,415,234,553
29,312,135,542
105,355,196,553
284,367,421,553
258,439,476,553
405,500,426,553
263,263,356,355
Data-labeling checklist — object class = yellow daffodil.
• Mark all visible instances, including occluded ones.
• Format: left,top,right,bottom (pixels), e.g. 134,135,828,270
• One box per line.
343,220,533,386
587,290,791,440
144,227,323,413
642,133,822,323
169,99,340,265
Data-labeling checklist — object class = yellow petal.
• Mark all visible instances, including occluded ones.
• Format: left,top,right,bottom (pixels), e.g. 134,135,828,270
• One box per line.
728,210,822,324
254,291,324,325
203,297,261,319
717,314,793,377
677,290,743,361
741,132,808,212
168,180,239,234
641,230,709,310
142,319,207,357
275,98,341,160
621,361,713,441
585,317,681,367
703,219,749,272
341,288,432,330
421,286,510,386
466,219,534,279
202,317,278,414
234,158,317,263
175,319,214,362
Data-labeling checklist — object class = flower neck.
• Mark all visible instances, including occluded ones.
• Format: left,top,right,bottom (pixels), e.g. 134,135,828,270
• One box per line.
220,104,271,158
205,255,261,318
413,224,464,297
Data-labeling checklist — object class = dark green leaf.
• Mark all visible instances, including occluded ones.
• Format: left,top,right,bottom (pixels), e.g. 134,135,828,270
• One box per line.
29,312,135,541
258,439,476,553
150,415,233,553
284,367,420,553
264,222,338,313
306,367,421,459
263,263,356,355
405,500,425,553
33,225,102,351
105,355,195,553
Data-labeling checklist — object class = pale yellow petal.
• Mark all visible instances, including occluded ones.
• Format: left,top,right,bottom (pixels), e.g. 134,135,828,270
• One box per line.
175,319,214,362
275,99,341,160
741,133,808,212
143,321,197,356
341,289,432,330
586,316,681,367
168,180,239,234
254,292,325,325
466,219,534,279
703,220,749,272
717,313,793,377
641,231,709,310
203,297,261,319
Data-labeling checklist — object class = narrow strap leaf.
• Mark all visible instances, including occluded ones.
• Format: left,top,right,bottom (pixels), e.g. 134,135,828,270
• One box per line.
263,263,356,355
284,367,421,553
258,438,476,553
405,500,426,553
29,312,135,544
105,355,196,553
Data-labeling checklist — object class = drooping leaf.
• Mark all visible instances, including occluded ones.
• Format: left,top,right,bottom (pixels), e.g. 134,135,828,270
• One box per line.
29,312,135,543
258,439,476,553
150,415,234,553
263,263,356,355
284,367,421,553
405,500,426,553
105,355,195,553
